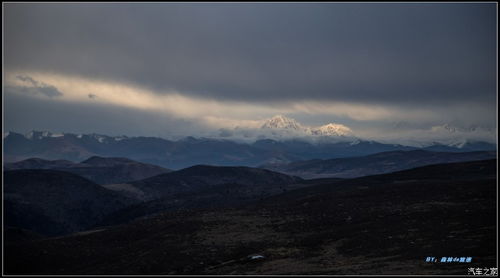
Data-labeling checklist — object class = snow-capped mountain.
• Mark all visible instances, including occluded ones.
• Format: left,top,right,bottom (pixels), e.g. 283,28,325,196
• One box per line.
260,115,353,138
309,123,353,137
261,115,303,130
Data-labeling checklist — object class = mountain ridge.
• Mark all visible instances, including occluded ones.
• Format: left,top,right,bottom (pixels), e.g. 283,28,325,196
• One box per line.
4,156,171,184
261,149,497,179
4,130,496,170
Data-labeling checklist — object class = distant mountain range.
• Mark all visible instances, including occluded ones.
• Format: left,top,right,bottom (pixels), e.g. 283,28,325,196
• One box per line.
4,129,496,169
261,150,497,179
4,156,171,184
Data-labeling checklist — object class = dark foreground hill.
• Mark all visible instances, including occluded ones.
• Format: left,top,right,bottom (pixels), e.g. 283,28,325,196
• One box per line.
98,165,305,225
97,166,305,226
3,157,75,170
103,165,303,202
262,150,496,178
4,170,138,236
4,159,496,275
133,165,302,198
4,156,171,184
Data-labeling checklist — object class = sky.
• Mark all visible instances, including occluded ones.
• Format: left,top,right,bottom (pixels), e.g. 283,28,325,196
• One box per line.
3,3,497,144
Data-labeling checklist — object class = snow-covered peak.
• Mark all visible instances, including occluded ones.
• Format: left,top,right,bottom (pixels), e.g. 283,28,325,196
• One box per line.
311,123,353,136
261,115,303,130
256,115,356,141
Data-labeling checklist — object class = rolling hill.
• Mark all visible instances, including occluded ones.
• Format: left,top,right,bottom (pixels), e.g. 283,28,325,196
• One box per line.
262,150,496,178
4,169,138,236
4,159,496,275
4,156,171,184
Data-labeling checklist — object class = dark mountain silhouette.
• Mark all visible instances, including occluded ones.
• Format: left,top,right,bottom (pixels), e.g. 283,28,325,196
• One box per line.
98,166,306,226
262,150,496,178
4,170,138,236
3,157,75,170
103,165,303,202
4,156,171,184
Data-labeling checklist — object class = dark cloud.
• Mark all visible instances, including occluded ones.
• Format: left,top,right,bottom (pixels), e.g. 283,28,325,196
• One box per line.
12,75,63,98
4,3,496,106
3,3,496,143
16,75,39,86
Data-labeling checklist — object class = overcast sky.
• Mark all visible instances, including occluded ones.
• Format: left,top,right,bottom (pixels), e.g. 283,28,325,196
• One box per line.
3,3,497,143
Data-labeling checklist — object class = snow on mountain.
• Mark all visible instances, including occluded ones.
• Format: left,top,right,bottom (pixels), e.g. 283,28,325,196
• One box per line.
448,139,468,148
260,115,353,138
261,115,303,130
25,131,51,140
23,131,64,140
310,123,353,137
21,130,118,143
92,134,107,143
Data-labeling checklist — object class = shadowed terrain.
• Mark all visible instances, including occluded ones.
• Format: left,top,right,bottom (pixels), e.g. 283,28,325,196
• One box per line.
5,156,171,184
4,170,138,236
262,150,496,179
4,159,496,275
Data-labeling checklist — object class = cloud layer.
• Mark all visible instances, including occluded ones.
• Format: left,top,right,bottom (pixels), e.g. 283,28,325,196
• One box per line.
3,3,497,144
4,71,496,144
5,3,496,104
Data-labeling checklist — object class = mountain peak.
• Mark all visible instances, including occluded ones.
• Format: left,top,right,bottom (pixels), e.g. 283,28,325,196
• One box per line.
311,123,353,136
261,115,302,130
259,115,356,139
